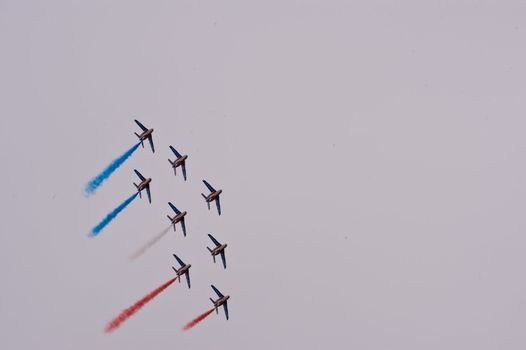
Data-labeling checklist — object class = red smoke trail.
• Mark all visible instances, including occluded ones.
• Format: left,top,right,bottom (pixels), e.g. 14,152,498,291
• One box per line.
182,308,215,331
105,277,177,333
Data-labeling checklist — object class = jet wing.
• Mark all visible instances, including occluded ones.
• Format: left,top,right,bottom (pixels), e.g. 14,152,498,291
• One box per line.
134,169,146,181
134,119,148,131
208,234,221,247
211,285,224,298
181,161,187,181
173,254,185,267
146,185,152,204
215,196,221,216
223,301,229,320
220,250,227,269
185,270,191,289
203,180,216,192
170,145,182,158
181,217,187,237
148,136,155,153
168,202,181,214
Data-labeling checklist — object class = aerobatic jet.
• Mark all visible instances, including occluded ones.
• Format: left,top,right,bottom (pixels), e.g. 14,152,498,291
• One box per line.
167,202,187,236
133,169,152,204
134,119,155,153
201,180,222,215
207,233,227,269
172,254,191,289
210,285,230,320
168,146,188,181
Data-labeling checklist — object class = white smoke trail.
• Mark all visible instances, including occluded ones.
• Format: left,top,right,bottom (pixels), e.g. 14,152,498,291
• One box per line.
129,225,172,261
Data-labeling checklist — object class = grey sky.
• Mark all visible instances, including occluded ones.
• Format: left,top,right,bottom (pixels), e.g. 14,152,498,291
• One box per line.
1,1,526,349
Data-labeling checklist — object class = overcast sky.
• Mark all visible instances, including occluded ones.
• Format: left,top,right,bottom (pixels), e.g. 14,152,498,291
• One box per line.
2,1,526,349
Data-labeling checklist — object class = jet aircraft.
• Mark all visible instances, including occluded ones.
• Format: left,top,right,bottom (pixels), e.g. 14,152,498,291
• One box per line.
168,146,188,181
201,180,222,215
172,254,191,289
134,119,155,153
210,285,230,320
207,233,227,269
167,202,187,236
133,169,152,204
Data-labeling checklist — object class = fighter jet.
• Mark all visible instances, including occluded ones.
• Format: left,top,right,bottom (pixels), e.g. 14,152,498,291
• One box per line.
207,233,227,269
210,285,230,320
167,202,187,236
201,180,222,215
172,254,191,289
168,146,188,181
134,119,155,153
133,169,152,204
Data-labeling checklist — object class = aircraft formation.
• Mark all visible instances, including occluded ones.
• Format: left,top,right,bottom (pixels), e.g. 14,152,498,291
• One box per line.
86,119,231,332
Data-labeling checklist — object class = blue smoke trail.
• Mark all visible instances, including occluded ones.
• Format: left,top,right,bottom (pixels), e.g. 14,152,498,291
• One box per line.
84,143,141,196
90,192,138,237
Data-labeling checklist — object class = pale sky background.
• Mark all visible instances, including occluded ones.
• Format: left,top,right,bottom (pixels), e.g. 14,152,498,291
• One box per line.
1,1,526,349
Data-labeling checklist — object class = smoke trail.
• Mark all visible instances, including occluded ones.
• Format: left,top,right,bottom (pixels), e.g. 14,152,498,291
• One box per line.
182,308,215,331
129,225,172,261
105,277,177,333
90,193,138,237
84,142,141,196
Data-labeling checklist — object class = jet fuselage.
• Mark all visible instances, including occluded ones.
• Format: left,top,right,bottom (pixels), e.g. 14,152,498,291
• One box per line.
211,244,227,256
172,154,188,168
206,189,222,202
138,129,154,141
137,178,151,192
171,211,187,224
213,295,230,309
176,264,191,276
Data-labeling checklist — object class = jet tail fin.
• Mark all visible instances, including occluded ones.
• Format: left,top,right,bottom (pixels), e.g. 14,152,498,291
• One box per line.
168,159,176,175
134,132,144,147
207,247,216,263
201,194,210,210
167,215,176,231
208,298,219,314
134,183,141,198
206,247,216,264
